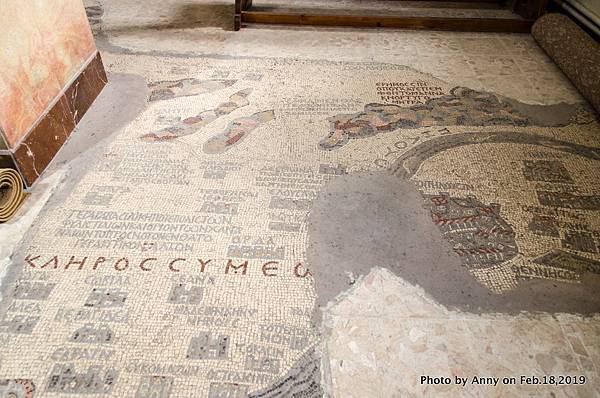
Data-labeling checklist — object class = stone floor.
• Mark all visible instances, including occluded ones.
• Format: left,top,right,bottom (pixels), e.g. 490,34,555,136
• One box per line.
0,1,599,397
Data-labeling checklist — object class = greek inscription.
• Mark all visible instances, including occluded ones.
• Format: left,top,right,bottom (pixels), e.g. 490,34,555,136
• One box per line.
244,354,280,374
205,370,273,385
512,264,579,282
278,98,361,116
533,250,600,274
318,164,347,175
199,162,242,180
227,245,285,260
376,81,445,105
125,361,202,377
200,202,239,215
259,324,311,350
105,147,192,185
55,307,129,324
25,255,312,278
268,222,301,232
82,191,114,206
415,180,474,192
269,197,311,211
51,347,114,362
6,301,42,314
84,275,131,286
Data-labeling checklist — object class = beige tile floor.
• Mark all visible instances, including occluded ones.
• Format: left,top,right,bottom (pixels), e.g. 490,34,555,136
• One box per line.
325,268,599,397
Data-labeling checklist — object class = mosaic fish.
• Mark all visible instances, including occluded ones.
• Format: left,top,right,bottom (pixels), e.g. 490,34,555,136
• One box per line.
203,110,275,154
320,86,581,149
148,78,236,102
140,89,252,142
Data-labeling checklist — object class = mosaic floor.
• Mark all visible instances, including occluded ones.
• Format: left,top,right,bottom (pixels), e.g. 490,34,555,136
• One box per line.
1,1,599,397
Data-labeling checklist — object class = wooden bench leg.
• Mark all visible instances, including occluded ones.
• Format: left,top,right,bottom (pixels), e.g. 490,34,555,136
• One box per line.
235,0,253,30
234,0,241,30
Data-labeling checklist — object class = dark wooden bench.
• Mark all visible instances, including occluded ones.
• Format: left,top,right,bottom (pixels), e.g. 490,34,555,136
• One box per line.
234,0,548,32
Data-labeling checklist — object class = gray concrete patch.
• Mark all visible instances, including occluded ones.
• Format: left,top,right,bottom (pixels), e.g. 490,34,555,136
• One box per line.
307,172,600,316
307,172,464,314
49,72,148,204
0,72,148,314
503,98,593,126
52,72,148,169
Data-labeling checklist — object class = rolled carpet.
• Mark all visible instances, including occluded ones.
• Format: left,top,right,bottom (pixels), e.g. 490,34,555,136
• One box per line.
532,13,600,114
0,168,25,222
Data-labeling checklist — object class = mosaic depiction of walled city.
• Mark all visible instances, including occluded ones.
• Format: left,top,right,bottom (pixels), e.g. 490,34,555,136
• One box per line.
1,54,599,397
